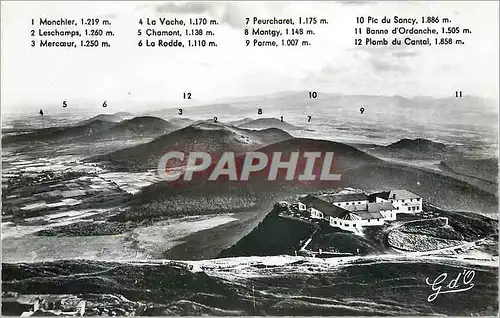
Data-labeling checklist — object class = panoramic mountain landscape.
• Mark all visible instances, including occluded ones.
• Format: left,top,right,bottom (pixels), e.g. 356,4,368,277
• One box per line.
2,92,498,316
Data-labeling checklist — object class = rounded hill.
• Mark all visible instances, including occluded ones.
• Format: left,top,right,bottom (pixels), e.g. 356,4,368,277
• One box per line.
238,118,301,131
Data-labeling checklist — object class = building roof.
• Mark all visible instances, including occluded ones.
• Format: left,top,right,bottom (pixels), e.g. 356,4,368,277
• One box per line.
389,190,420,200
322,193,368,203
371,190,420,200
343,204,368,212
368,202,395,212
300,195,350,218
340,213,358,221
339,210,382,220
356,211,384,220
368,191,390,202
343,203,388,219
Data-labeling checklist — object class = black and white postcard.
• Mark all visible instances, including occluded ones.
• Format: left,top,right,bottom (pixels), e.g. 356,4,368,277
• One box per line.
1,1,498,316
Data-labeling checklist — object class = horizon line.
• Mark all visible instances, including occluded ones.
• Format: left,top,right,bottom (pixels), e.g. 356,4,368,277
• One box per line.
2,90,498,115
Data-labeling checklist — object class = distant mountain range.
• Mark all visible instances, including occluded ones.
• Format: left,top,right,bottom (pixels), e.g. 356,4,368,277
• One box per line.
168,117,196,129
2,120,117,145
76,112,133,125
228,117,254,126
3,110,497,218
79,116,177,141
149,92,497,126
386,138,449,151
354,138,459,160
237,118,301,131
3,115,177,145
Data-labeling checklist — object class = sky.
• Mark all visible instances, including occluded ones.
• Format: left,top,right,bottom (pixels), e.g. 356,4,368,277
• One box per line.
1,1,498,113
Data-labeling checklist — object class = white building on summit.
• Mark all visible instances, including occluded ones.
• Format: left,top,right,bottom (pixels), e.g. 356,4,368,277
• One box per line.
344,201,398,221
298,195,384,234
322,193,369,208
370,190,422,213
297,190,422,234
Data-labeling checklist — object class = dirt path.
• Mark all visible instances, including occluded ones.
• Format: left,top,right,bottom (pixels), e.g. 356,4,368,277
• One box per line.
299,228,319,251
